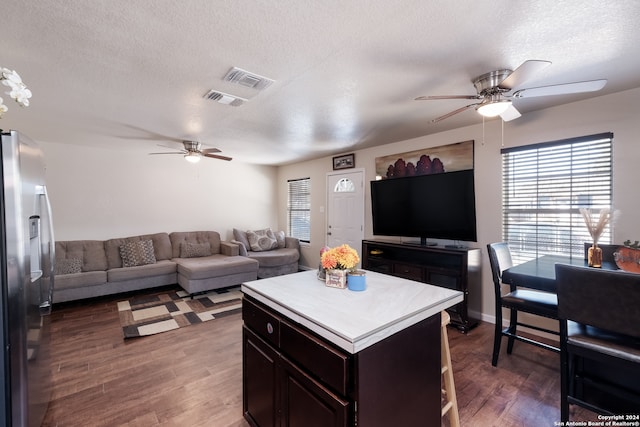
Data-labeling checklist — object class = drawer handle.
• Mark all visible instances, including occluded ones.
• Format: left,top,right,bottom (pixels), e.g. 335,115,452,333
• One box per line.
266,322,274,334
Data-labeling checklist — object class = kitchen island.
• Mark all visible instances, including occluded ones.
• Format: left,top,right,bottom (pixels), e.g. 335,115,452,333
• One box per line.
241,270,463,427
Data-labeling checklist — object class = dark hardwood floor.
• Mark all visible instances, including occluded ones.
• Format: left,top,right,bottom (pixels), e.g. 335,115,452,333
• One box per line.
42,287,597,426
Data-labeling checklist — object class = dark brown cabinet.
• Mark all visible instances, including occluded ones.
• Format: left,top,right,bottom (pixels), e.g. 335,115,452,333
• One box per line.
242,295,441,427
243,298,350,427
362,239,481,332
280,355,349,427
243,328,279,427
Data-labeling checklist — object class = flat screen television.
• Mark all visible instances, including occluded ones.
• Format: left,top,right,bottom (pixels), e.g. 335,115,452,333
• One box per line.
370,169,477,244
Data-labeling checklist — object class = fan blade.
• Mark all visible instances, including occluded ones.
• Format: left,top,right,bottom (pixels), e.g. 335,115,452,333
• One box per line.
156,144,183,150
431,103,480,123
201,147,222,154
499,60,552,90
415,95,480,100
148,152,185,155
203,153,232,161
499,104,521,122
512,79,607,98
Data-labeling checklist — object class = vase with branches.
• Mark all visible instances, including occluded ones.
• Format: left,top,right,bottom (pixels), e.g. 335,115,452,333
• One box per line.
580,208,612,268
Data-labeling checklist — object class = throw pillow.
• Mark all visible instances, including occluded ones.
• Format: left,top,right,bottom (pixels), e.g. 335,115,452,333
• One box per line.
54,257,82,275
233,228,251,253
119,240,157,268
180,242,212,258
247,228,279,252
231,240,248,257
274,230,286,248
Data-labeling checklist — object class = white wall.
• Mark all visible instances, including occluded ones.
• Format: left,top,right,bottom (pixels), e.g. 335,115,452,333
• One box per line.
278,87,640,320
37,87,640,321
40,141,279,241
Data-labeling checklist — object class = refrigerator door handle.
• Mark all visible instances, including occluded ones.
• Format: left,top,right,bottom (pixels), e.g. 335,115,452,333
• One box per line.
37,185,55,315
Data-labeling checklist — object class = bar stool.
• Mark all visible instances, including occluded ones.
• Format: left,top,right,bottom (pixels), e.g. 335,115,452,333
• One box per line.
441,311,460,427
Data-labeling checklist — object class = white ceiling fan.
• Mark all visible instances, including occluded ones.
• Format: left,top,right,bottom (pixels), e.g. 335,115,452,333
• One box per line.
415,60,607,123
149,140,232,163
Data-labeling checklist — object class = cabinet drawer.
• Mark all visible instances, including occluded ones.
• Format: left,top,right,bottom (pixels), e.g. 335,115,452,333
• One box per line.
243,298,280,348
280,320,349,396
394,263,423,281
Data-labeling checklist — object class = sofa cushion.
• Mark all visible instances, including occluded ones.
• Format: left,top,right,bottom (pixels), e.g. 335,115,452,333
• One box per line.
174,255,258,280
55,240,108,272
55,258,82,275
274,230,286,249
107,260,177,282
169,231,221,258
231,240,248,257
247,228,278,252
247,248,300,267
180,242,212,258
105,233,172,269
54,271,107,290
233,228,250,252
119,240,157,267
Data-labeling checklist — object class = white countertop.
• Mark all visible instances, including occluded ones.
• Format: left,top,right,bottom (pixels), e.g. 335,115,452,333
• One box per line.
241,270,463,353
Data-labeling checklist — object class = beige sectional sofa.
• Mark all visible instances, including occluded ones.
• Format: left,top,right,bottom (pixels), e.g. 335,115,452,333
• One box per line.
53,231,259,303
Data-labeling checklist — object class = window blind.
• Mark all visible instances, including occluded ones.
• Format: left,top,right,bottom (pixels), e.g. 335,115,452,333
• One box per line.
501,132,613,264
287,177,311,243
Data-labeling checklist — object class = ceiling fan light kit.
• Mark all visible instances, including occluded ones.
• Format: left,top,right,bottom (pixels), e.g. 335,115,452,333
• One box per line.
477,97,512,117
184,151,202,163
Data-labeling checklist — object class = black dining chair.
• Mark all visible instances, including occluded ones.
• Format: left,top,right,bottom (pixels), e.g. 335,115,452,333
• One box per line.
556,264,640,422
487,243,560,367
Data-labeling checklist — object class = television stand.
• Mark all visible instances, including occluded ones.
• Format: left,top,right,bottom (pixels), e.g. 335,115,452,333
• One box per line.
362,240,480,332
444,244,467,249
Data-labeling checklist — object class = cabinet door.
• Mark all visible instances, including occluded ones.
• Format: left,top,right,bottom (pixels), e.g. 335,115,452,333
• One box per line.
364,257,392,274
280,355,349,427
243,327,279,427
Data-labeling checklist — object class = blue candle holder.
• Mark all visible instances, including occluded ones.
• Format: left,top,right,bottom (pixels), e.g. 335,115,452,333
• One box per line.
347,270,366,291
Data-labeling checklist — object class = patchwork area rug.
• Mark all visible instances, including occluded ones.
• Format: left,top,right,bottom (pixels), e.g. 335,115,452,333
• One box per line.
117,287,242,339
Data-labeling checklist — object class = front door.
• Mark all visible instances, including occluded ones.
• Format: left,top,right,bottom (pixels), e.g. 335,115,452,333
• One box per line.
326,170,364,264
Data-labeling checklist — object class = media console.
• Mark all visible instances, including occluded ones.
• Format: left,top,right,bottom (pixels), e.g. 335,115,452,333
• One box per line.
362,239,481,332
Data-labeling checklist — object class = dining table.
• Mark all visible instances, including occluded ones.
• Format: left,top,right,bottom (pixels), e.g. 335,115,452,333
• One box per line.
501,254,619,293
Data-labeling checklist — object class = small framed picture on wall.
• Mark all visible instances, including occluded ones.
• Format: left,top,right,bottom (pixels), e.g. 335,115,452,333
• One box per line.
332,153,355,170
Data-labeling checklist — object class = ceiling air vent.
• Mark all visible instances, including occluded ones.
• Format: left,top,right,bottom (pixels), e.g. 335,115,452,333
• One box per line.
203,90,247,107
223,67,274,91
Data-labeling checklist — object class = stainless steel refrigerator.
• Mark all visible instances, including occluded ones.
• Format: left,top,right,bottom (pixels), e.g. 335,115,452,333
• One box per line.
0,130,55,426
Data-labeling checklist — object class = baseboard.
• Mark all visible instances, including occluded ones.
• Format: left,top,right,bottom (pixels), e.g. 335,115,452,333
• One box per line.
469,309,560,342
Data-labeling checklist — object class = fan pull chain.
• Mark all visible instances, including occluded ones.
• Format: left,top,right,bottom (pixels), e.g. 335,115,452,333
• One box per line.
482,116,485,146
501,118,504,147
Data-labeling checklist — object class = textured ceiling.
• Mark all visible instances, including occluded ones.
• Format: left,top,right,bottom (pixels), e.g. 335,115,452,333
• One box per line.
2,0,639,165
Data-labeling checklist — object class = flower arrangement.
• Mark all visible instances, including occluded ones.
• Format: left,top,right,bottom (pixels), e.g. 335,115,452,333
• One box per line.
320,244,360,271
0,67,32,118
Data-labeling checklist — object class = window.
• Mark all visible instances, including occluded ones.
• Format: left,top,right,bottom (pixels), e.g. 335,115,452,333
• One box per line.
287,178,311,243
502,132,613,264
333,178,355,192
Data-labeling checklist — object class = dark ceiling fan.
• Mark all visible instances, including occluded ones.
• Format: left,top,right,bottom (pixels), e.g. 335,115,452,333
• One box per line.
415,60,607,122
149,140,232,163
